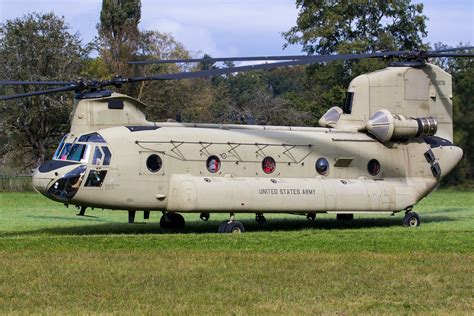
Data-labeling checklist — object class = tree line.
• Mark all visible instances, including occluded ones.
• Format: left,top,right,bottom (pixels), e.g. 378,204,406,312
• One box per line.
0,1,472,185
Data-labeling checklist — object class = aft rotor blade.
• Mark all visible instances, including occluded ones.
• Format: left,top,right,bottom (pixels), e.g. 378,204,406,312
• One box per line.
0,85,78,101
430,46,474,53
130,47,474,65
129,49,409,65
129,55,315,64
425,53,474,58
142,51,408,81
0,80,75,86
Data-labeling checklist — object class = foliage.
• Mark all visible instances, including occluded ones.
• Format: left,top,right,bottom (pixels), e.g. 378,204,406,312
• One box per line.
283,0,427,54
0,1,471,186
282,0,429,125
0,13,87,170
434,44,474,184
97,0,141,77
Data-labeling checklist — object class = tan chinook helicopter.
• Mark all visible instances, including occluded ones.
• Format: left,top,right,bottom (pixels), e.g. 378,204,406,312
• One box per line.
1,48,472,233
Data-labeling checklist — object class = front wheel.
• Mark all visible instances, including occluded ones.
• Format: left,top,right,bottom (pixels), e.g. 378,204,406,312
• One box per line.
403,211,420,227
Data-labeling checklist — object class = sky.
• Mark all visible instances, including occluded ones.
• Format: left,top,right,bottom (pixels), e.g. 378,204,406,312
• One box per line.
0,0,473,58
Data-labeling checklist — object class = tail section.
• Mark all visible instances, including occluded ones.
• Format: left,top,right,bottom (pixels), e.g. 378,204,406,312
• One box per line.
333,63,454,142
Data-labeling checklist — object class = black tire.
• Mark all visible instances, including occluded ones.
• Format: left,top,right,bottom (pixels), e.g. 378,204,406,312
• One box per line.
224,221,245,233
160,212,185,230
403,211,420,227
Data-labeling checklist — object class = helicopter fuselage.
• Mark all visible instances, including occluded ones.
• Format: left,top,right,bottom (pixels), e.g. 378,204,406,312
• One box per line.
32,123,462,215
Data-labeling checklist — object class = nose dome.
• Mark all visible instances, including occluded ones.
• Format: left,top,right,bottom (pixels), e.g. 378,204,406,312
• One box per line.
32,168,52,196
452,146,463,166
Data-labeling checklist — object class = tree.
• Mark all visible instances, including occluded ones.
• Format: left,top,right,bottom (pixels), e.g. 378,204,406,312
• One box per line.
0,13,87,172
134,30,191,101
97,0,141,78
130,30,216,122
283,1,427,54
433,44,474,185
281,1,429,127
198,54,217,71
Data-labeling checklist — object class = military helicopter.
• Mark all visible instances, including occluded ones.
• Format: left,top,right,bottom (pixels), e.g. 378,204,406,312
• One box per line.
1,47,472,233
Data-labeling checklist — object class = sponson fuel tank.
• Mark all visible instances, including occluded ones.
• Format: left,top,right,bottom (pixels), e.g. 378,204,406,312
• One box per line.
166,175,421,213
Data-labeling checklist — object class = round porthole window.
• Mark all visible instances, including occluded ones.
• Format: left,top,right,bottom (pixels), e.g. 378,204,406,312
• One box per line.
146,154,162,172
206,155,221,173
368,159,381,176
316,157,329,175
262,157,276,174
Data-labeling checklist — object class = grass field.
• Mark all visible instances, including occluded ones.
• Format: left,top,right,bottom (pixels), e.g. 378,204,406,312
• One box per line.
0,190,473,314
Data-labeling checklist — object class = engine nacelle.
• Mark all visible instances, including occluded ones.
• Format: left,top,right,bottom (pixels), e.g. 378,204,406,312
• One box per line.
366,109,437,142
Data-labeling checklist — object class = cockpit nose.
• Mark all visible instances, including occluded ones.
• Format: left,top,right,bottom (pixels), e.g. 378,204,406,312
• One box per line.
32,168,53,196
32,160,85,201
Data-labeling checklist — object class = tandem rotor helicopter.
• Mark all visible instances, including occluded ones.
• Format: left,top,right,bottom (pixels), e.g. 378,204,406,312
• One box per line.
1,47,473,233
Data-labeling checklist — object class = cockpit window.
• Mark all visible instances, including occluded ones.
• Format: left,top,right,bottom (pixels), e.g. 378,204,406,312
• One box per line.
102,146,112,165
58,143,73,160
67,144,91,162
78,132,106,143
54,133,106,163
53,135,67,159
92,147,103,165
85,170,107,187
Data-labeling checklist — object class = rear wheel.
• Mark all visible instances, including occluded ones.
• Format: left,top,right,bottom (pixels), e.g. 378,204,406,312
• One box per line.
218,221,245,233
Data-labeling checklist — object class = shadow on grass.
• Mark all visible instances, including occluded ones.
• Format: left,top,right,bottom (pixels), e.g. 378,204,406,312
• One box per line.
423,207,471,214
1,215,455,237
27,215,106,221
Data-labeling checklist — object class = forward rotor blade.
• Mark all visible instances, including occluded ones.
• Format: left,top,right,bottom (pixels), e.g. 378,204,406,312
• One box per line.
0,85,78,101
0,80,75,86
129,55,314,64
143,51,408,81
3,48,471,101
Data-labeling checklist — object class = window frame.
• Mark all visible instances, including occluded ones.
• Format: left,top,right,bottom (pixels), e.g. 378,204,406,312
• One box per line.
262,156,276,174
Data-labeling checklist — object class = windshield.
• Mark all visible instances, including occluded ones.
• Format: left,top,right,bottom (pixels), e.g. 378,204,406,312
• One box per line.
55,143,90,162
53,135,67,159
67,144,91,162
54,133,109,164
53,133,111,165
58,143,73,160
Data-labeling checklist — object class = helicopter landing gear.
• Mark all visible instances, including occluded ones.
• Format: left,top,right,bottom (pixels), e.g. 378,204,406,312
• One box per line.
337,214,353,221
255,213,266,225
128,210,136,223
160,212,185,230
306,212,316,221
403,211,420,227
144,211,150,220
76,206,87,216
218,213,245,233
200,212,210,221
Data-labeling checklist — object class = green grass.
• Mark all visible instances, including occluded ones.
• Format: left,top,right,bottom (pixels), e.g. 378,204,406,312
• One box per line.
0,190,473,314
